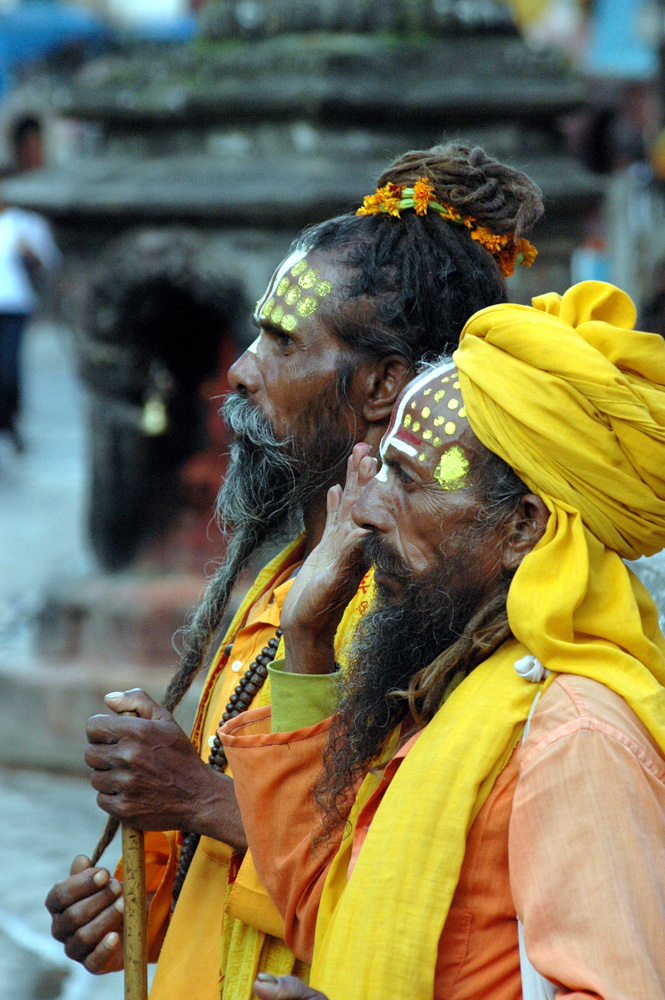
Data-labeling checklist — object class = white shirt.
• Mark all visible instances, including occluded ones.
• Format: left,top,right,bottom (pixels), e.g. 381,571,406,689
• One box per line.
0,207,60,314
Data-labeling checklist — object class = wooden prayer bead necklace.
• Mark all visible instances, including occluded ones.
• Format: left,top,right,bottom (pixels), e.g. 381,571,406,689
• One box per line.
171,629,283,909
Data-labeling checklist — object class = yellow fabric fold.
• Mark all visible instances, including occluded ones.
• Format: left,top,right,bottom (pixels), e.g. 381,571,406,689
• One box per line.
311,281,665,1000
312,640,551,999
216,554,374,1000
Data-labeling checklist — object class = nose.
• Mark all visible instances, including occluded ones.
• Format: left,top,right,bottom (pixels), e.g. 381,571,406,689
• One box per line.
228,343,260,394
352,473,392,534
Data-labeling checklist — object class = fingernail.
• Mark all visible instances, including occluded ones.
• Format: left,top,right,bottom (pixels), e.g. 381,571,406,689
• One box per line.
104,691,124,701
93,869,109,887
103,931,119,949
114,896,124,913
109,878,122,896
256,973,278,984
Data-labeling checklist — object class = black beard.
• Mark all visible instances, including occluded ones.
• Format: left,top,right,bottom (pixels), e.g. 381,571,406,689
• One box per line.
314,532,487,834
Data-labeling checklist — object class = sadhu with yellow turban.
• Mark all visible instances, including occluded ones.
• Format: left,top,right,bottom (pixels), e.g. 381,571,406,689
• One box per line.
222,281,665,1000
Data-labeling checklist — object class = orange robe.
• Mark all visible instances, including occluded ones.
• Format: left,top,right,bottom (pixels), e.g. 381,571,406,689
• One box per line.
222,674,665,999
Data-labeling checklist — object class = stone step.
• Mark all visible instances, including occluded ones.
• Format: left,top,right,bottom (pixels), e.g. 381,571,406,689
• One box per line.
0,656,202,775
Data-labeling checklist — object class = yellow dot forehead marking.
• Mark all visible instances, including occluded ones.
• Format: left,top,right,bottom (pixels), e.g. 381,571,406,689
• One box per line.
448,399,459,410
418,452,427,463
299,267,320,289
433,416,445,427
412,421,421,433
259,255,335,332
297,296,318,317
423,387,432,396
434,444,469,491
403,414,412,428
423,429,432,440
421,406,431,419
445,421,456,435
434,389,445,402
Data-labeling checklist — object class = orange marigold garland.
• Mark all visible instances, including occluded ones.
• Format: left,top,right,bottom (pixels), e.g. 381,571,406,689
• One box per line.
356,176,537,278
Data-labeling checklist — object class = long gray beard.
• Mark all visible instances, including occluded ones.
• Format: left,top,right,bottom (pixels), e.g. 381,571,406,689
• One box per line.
165,388,354,713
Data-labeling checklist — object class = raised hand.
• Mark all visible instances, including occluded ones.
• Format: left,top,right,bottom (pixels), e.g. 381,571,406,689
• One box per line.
85,688,246,852
280,442,377,674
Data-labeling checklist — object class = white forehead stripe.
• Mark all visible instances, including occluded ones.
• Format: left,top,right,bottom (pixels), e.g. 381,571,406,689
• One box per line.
246,336,259,355
381,360,457,460
254,249,308,319
391,438,417,457
375,463,389,482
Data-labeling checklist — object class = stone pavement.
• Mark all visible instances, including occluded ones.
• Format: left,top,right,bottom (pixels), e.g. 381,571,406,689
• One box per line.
0,322,132,998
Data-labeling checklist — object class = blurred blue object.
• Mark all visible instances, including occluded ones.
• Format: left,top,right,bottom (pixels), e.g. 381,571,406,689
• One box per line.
584,0,657,81
0,1,109,61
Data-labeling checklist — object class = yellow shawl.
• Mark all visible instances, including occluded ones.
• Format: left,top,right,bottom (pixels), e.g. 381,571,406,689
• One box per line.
311,282,665,999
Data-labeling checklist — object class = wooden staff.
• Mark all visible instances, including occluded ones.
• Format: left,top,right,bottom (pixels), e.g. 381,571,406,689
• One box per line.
121,821,148,1000
91,710,148,1000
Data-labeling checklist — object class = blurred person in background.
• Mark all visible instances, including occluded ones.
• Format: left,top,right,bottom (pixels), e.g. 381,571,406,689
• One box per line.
45,141,542,999
0,198,60,452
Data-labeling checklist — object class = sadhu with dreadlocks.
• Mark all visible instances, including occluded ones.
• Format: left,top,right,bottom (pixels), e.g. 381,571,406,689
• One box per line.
226,284,665,1000
45,143,542,999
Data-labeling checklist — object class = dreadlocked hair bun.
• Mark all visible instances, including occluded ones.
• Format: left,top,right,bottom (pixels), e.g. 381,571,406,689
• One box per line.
376,142,543,237
297,141,544,365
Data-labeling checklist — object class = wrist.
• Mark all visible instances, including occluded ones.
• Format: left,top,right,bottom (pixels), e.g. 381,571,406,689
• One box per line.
283,627,337,675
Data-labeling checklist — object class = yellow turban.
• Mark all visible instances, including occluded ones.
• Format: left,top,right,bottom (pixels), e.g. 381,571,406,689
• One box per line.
456,280,665,561
455,279,665,724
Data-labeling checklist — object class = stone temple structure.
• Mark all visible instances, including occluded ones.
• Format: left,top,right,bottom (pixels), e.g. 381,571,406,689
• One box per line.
0,0,608,768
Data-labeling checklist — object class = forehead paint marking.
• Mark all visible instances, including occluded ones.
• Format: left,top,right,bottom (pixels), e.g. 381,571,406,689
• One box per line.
380,361,457,465
255,249,307,320
391,438,418,458
246,337,259,355
435,444,470,490
445,421,456,435
434,389,445,402
421,406,431,419
375,463,389,482
448,399,459,410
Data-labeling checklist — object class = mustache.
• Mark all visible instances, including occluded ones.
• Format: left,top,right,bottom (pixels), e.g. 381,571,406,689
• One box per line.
221,392,291,451
360,532,411,581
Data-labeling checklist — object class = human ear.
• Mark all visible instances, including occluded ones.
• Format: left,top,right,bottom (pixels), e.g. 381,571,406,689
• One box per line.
360,355,411,424
501,494,549,573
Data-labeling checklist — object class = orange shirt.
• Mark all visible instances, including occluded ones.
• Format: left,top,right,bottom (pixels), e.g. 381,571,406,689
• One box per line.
222,674,665,999
139,545,306,999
